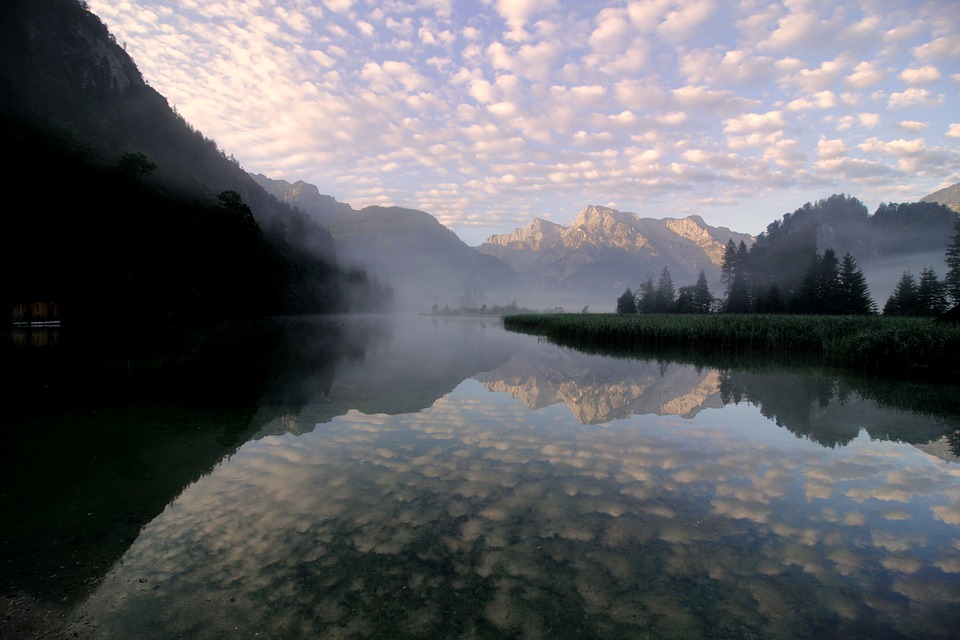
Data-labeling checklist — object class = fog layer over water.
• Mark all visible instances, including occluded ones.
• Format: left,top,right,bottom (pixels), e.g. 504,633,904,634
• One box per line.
11,316,960,639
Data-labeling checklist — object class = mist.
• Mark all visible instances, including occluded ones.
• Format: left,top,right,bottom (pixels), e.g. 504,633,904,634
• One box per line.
862,250,951,308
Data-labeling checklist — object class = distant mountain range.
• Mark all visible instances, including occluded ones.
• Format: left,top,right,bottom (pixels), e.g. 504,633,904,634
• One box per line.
252,174,519,311
476,206,753,299
254,171,958,310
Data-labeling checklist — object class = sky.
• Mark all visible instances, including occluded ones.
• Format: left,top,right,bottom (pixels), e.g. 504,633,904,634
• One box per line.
89,0,960,245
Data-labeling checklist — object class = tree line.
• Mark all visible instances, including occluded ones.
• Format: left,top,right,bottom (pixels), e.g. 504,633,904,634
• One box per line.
616,209,960,317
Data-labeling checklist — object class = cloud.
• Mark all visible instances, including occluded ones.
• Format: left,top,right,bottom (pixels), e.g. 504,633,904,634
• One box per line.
914,35,960,61
759,7,841,53
887,88,945,109
493,0,558,40
896,120,928,133
948,123,960,138
680,48,775,86
846,61,885,89
899,65,942,85
786,90,836,110
658,0,716,42
722,111,784,134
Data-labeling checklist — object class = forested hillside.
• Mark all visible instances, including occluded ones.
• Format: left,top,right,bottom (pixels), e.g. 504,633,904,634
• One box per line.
0,0,389,331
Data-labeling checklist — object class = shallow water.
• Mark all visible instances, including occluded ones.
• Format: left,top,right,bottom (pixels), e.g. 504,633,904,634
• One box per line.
3,315,959,639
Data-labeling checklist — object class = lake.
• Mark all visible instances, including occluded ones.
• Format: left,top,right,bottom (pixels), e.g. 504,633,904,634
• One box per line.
2,314,959,639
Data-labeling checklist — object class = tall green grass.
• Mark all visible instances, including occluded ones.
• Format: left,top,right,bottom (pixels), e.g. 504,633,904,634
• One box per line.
503,314,960,381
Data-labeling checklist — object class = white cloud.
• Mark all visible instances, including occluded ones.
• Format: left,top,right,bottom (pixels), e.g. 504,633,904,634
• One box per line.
783,59,843,92
759,7,841,53
615,79,669,110
899,65,942,85
323,0,354,13
723,111,784,134
787,91,837,111
846,61,885,89
914,35,960,61
887,88,945,109
589,7,631,55
896,120,928,133
658,0,716,42
494,0,558,40
681,48,774,86
947,123,960,138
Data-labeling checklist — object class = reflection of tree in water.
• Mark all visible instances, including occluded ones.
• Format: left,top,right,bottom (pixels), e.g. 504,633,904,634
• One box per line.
946,429,960,457
719,370,957,448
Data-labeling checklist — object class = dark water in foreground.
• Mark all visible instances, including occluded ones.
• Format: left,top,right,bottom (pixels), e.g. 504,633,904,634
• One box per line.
2,315,959,639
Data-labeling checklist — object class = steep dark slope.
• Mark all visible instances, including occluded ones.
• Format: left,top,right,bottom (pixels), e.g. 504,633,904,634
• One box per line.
0,0,384,322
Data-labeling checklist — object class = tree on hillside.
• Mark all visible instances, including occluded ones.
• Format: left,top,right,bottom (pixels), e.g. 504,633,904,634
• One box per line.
817,248,841,312
616,287,637,314
945,218,960,306
883,271,918,316
721,240,752,313
837,252,875,314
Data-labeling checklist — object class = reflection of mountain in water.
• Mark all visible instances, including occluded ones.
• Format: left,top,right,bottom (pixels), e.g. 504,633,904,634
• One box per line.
478,345,723,424
252,315,528,436
719,370,959,451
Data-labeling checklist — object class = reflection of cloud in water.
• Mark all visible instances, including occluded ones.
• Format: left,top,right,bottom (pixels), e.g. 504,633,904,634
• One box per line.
72,380,960,639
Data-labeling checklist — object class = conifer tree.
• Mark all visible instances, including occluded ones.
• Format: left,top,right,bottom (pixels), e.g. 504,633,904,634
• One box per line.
654,267,675,312
837,252,875,314
883,271,918,316
917,266,948,316
616,287,637,314
691,270,713,313
817,248,841,311
637,277,657,313
945,218,960,306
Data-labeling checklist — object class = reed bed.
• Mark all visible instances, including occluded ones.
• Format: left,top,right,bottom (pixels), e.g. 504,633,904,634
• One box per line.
503,313,960,381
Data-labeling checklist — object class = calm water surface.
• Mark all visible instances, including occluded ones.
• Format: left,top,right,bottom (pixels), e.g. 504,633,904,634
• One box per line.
2,315,959,639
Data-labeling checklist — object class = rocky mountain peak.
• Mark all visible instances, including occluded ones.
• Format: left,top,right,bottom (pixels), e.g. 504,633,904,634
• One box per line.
564,205,649,250
665,216,729,266
483,217,564,251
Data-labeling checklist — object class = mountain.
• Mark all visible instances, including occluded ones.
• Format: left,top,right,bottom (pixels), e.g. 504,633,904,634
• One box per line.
251,174,519,311
477,205,753,300
251,174,354,219
0,0,385,324
921,182,960,213
477,347,724,424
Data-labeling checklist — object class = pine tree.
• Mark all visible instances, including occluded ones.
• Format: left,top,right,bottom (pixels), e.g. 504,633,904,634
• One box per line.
720,240,737,291
726,273,751,313
616,287,637,314
837,252,875,314
945,218,960,306
654,267,675,312
792,253,822,313
756,284,785,314
691,270,713,313
917,266,948,316
637,277,656,313
883,271,918,316
817,248,841,312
